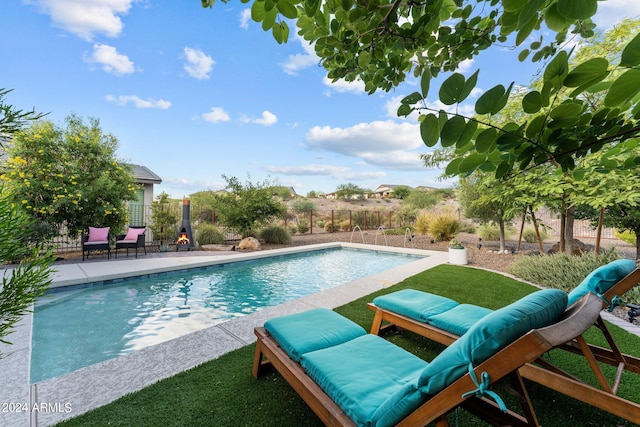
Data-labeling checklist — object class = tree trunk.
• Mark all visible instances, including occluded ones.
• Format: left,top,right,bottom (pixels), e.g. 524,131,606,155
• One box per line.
565,205,576,255
498,216,506,252
530,207,545,254
516,210,526,252
595,207,605,255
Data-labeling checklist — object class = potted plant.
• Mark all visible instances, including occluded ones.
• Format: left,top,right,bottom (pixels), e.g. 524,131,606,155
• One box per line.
448,239,468,265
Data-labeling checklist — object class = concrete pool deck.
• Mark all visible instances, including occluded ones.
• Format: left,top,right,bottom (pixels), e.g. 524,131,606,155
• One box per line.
0,243,449,427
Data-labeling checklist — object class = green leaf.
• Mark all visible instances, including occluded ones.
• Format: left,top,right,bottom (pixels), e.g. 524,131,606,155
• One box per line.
495,161,512,179
549,101,584,119
439,73,465,105
621,32,640,67
445,157,463,176
459,70,479,103
502,0,525,12
277,0,298,19
544,50,569,82
304,0,320,17
526,114,546,139
475,84,509,115
251,0,266,22
458,153,486,174
556,0,597,20
518,49,530,62
457,120,478,148
358,51,371,68
401,91,422,105
475,128,497,153
564,58,608,87
440,116,466,147
522,91,542,114
397,103,413,117
420,69,432,98
261,7,277,31
420,114,440,147
605,69,640,107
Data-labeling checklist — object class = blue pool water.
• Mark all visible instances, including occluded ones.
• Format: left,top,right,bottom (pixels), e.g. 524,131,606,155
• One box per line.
31,247,423,383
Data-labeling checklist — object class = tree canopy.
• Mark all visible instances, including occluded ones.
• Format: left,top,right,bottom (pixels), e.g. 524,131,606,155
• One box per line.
201,1,640,181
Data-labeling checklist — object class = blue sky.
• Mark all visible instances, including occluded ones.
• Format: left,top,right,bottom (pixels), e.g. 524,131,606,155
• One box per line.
2,1,638,198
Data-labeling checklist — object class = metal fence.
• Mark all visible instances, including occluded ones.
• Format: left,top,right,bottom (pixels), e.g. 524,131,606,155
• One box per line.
50,204,617,253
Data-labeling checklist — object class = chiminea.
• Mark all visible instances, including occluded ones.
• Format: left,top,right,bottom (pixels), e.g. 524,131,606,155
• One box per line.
176,199,194,250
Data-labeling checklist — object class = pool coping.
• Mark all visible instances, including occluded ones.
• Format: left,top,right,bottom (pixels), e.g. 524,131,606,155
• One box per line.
0,242,448,427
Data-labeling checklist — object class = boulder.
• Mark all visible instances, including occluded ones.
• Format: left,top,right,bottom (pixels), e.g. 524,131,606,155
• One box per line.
238,237,261,251
547,239,592,256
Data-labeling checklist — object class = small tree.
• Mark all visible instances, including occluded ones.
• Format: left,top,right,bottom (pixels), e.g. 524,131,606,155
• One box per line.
335,183,365,200
392,186,411,199
149,192,179,245
2,114,137,238
214,175,287,238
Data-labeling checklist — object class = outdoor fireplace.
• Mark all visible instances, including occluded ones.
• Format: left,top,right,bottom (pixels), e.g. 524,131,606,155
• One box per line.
176,199,194,250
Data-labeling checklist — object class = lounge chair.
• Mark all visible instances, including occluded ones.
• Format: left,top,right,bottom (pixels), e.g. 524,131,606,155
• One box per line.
81,226,111,261
115,226,147,258
368,259,640,423
253,289,602,426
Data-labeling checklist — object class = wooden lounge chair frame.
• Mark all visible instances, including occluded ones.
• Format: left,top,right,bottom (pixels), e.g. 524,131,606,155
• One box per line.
368,267,640,424
253,293,603,427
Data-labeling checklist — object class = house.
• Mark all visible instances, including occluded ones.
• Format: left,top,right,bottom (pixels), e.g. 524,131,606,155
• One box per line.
372,184,410,198
127,163,162,227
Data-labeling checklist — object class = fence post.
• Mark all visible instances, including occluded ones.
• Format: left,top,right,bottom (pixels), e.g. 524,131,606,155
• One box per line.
309,209,313,234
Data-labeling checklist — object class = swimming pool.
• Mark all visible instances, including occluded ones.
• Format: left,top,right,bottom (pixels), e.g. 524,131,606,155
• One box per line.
31,247,424,383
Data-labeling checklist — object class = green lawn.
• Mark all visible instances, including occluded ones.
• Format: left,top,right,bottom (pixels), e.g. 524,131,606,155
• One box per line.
58,265,640,426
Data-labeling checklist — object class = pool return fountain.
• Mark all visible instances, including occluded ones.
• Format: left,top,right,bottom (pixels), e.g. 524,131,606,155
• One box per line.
350,225,365,244
374,225,388,246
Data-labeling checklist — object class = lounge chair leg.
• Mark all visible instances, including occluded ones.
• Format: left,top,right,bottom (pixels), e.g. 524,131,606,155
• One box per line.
370,309,384,335
252,340,267,378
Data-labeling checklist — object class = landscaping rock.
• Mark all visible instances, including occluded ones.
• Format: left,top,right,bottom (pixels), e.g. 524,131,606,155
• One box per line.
238,237,261,251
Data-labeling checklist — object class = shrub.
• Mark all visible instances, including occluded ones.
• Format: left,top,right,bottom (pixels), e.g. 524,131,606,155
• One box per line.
339,220,352,231
522,227,548,243
414,211,461,241
508,249,623,294
196,223,225,245
287,222,298,235
259,225,291,244
615,229,636,245
324,222,336,232
316,219,325,228
297,220,309,234
477,224,503,241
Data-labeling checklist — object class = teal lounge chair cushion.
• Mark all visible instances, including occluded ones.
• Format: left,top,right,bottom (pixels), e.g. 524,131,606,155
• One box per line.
427,304,493,336
418,289,567,395
373,289,459,322
301,334,427,427
264,308,366,362
567,259,637,307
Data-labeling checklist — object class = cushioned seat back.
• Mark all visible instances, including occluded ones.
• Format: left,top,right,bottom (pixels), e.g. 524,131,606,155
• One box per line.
418,289,568,395
264,308,366,362
567,259,637,307
373,289,459,322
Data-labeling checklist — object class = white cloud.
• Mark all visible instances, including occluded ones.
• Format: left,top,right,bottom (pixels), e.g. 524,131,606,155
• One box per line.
106,95,171,109
201,107,231,123
306,120,425,170
85,44,135,75
26,0,135,40
323,77,366,95
594,0,640,29
239,9,251,29
183,47,215,80
281,35,319,75
242,111,278,126
265,164,387,182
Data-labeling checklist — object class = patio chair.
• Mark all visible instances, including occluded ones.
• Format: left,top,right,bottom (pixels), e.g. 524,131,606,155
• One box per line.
81,226,111,261
115,226,147,258
367,259,640,423
253,289,603,426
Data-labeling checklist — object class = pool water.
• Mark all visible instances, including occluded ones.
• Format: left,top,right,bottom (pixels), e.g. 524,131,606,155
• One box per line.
31,248,423,383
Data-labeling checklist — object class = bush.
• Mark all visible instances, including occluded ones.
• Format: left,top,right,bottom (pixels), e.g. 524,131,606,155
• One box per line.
414,211,461,241
316,219,325,229
522,227,548,243
324,222,336,232
477,224,504,241
259,225,292,244
287,222,298,235
297,220,309,234
508,249,623,294
615,229,636,245
196,223,225,245
339,220,352,231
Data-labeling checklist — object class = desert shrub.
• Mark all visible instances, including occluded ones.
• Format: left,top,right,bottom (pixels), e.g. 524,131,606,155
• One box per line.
477,224,503,241
508,249,623,294
393,205,418,227
615,229,636,245
297,220,309,234
324,222,336,232
196,223,225,245
259,225,292,244
290,199,316,214
339,220,352,231
414,211,461,241
522,227,548,243
287,222,298,234
316,219,325,228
